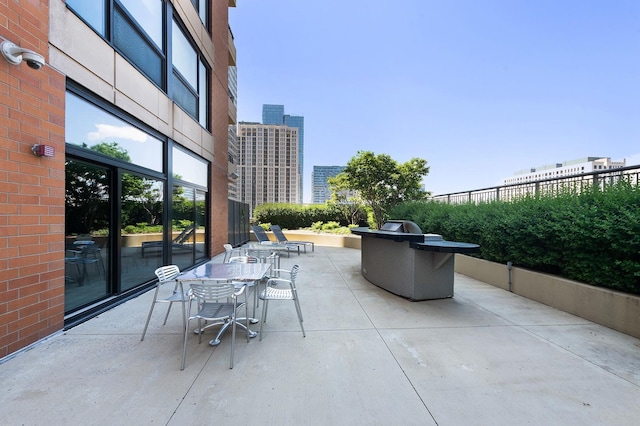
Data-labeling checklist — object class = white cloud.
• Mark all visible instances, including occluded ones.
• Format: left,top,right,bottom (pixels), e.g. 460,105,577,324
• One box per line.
87,123,148,143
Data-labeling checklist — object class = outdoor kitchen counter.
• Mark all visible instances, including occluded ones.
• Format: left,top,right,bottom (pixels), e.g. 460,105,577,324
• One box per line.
351,224,480,301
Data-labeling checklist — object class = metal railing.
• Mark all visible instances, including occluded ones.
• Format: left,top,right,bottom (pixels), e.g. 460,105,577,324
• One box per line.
430,165,640,204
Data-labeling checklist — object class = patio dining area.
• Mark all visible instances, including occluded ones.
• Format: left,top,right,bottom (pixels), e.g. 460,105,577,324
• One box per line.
2,245,640,425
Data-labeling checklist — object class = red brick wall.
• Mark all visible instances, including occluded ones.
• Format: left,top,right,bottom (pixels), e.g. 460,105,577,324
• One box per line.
209,1,231,257
1,0,66,359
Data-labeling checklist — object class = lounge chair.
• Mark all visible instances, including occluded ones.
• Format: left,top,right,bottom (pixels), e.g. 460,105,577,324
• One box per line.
250,225,299,257
270,225,314,253
141,225,195,257
250,225,272,243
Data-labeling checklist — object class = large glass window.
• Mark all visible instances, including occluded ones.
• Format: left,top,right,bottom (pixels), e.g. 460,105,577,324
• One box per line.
65,88,210,323
172,146,208,187
172,19,209,126
66,92,163,172
172,21,197,88
118,0,163,48
113,4,164,87
121,173,165,290
65,160,110,311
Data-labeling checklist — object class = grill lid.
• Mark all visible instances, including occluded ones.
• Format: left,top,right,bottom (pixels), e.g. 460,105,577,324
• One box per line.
380,220,422,234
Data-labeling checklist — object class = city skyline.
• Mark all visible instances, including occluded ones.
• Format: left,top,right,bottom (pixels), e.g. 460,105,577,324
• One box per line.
230,1,640,200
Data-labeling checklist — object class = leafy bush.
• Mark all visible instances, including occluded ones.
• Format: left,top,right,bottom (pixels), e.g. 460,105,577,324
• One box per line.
254,203,347,229
390,182,640,294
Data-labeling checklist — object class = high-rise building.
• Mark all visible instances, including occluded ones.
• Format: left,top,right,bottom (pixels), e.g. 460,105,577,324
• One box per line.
312,166,346,203
262,104,304,203
262,104,285,125
503,157,626,185
237,122,300,215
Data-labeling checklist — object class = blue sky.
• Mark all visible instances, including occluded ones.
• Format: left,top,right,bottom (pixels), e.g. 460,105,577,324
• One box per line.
229,0,640,201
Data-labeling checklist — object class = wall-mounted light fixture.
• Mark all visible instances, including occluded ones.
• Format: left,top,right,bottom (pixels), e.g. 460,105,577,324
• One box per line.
1,39,45,70
32,144,55,157
229,172,240,180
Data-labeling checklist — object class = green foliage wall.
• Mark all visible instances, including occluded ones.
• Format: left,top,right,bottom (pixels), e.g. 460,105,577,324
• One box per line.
390,182,640,294
253,203,347,230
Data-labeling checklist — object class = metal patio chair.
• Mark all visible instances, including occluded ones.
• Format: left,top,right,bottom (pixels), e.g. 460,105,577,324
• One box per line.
182,279,251,369
258,264,305,341
141,265,187,341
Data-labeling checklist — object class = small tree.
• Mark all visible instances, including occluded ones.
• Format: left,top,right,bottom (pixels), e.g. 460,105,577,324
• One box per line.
327,172,365,225
339,151,430,228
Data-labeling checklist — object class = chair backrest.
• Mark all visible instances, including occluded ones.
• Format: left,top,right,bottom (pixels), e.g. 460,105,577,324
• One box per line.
229,256,259,264
270,225,288,243
223,244,234,263
155,265,180,282
251,225,271,243
188,280,237,301
289,264,299,287
173,225,195,244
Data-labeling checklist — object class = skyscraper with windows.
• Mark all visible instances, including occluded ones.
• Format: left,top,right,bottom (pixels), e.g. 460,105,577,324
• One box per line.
237,122,300,215
262,104,304,203
312,166,346,203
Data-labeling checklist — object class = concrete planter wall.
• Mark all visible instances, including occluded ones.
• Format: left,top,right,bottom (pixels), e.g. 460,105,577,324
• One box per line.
455,254,640,339
251,230,361,249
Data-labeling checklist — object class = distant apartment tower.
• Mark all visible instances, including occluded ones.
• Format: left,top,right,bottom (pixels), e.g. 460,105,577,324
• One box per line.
237,122,300,214
312,166,345,203
503,157,626,185
262,104,304,203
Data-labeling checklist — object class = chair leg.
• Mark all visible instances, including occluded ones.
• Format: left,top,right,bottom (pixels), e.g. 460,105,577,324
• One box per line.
259,299,269,341
294,298,305,337
141,286,160,341
163,302,173,325
245,292,251,343
181,317,190,371
230,308,237,369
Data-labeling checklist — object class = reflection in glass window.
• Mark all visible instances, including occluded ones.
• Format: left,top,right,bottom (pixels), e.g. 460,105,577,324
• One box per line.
172,146,208,187
121,173,164,290
172,20,197,88
113,7,163,87
172,185,195,270
195,189,207,260
66,0,106,36
171,18,209,127
199,60,208,128
118,0,163,48
65,159,110,312
66,92,163,172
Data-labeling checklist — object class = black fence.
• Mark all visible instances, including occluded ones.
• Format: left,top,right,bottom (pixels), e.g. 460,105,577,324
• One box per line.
431,165,640,204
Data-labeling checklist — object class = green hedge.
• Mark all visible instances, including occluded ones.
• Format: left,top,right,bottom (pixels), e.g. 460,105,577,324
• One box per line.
390,182,640,295
253,203,348,230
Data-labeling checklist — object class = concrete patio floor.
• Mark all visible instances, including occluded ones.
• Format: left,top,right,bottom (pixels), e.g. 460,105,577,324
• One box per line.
2,246,640,425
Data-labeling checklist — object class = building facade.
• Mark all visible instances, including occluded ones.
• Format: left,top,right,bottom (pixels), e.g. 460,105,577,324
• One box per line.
503,157,627,185
312,166,345,204
237,122,299,215
261,104,304,203
1,0,236,359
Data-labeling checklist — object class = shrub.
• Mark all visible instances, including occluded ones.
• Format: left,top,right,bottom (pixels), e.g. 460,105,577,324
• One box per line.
254,203,347,229
390,182,640,294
